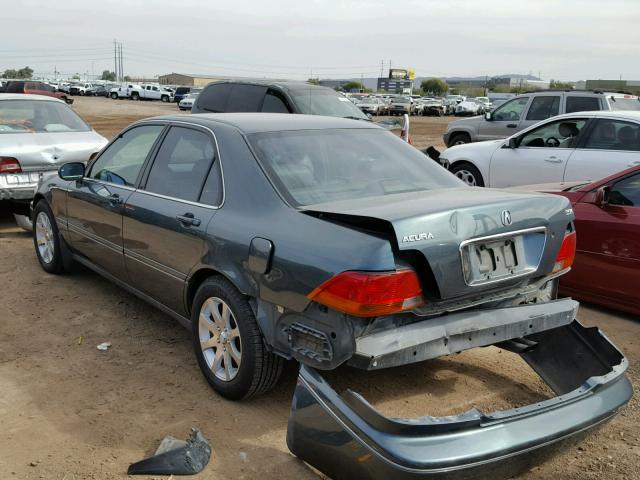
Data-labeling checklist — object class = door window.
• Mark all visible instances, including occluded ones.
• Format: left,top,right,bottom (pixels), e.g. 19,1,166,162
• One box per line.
525,96,560,121
144,126,215,202
195,83,232,112
227,85,268,112
583,119,640,151
491,97,530,121
261,90,290,113
518,118,587,148
88,125,164,186
565,96,601,113
609,173,640,206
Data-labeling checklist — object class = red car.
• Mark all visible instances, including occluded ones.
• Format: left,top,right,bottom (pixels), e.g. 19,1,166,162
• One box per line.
539,166,640,315
4,81,73,104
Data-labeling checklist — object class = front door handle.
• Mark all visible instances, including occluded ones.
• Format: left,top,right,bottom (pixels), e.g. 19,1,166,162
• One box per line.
176,213,201,227
544,156,563,163
507,123,517,128
107,193,123,206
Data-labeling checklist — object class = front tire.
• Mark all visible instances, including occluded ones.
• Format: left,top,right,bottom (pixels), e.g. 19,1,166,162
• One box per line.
110,92,118,99
131,92,140,101
33,201,65,274
450,162,485,187
161,95,169,102
447,132,471,147
191,276,283,400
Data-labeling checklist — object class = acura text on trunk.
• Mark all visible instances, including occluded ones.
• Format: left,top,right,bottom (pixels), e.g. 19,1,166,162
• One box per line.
32,113,631,480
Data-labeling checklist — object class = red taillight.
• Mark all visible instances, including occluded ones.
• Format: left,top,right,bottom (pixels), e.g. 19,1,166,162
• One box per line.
553,231,576,273
0,157,21,173
307,269,424,317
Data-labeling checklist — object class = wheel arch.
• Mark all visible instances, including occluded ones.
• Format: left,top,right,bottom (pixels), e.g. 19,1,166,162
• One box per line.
185,266,254,317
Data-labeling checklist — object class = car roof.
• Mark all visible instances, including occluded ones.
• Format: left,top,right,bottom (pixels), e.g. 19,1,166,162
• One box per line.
547,110,640,122
143,113,381,134
0,93,64,103
204,79,336,93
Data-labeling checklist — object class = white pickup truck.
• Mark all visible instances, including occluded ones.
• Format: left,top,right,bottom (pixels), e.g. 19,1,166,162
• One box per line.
110,83,140,99
130,84,174,102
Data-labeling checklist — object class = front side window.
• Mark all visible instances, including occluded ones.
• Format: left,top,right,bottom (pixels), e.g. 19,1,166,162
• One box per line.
145,126,215,202
89,125,164,186
0,99,91,134
566,96,601,114
609,173,640,207
492,97,530,121
526,96,560,121
518,118,587,148
583,119,640,151
248,128,462,206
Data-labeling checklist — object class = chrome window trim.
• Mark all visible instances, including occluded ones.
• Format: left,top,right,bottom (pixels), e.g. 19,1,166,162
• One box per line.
82,177,136,192
458,226,548,287
132,119,226,210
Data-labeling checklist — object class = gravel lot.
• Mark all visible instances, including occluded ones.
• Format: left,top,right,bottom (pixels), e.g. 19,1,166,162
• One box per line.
0,97,638,479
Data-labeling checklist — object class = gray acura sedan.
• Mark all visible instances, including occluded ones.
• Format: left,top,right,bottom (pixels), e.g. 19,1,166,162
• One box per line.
32,113,630,479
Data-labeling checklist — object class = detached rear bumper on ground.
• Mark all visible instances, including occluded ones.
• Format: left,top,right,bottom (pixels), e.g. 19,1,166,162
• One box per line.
287,320,632,480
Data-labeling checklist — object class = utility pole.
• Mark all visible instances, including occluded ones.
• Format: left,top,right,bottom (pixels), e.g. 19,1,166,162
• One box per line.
380,60,384,78
114,39,119,82
119,43,124,82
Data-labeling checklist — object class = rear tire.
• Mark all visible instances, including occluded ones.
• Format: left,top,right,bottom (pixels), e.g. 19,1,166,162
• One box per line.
450,162,485,187
191,276,283,400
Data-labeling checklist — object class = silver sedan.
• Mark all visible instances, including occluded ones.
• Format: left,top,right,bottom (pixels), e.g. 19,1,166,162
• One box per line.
0,94,107,229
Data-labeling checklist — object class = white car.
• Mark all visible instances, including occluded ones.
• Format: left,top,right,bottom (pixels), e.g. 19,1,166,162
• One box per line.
455,99,484,116
178,92,200,111
441,111,640,187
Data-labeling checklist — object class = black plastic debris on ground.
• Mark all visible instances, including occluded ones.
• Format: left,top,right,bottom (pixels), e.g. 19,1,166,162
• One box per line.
127,428,211,475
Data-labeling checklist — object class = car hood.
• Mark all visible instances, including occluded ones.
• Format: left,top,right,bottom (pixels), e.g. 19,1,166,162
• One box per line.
447,115,484,130
0,130,108,171
303,187,571,299
441,138,504,158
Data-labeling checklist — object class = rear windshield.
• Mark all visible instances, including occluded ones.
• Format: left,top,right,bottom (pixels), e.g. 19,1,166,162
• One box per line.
0,99,91,134
248,128,463,206
289,89,369,120
607,97,640,111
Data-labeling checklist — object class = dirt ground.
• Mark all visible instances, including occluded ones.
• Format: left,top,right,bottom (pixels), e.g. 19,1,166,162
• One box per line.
0,97,638,479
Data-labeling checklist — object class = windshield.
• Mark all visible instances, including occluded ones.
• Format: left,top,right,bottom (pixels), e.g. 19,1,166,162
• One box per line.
248,128,463,206
608,97,640,111
0,99,91,134
290,89,369,120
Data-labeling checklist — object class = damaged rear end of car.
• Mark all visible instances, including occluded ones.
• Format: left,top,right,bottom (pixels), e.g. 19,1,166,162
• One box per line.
244,124,633,478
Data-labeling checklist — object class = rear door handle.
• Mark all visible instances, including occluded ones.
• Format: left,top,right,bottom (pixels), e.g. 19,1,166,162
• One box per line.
176,213,201,227
507,123,517,128
544,156,563,163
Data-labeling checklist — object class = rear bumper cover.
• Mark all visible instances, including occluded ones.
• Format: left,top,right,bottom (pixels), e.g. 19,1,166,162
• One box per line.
287,321,632,480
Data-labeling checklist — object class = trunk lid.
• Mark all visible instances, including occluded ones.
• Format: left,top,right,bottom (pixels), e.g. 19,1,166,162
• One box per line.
303,187,572,299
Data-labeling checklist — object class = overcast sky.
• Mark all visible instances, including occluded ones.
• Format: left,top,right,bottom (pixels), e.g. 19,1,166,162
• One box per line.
2,0,639,81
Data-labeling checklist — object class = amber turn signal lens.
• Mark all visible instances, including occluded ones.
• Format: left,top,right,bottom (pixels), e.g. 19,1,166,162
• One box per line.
553,231,576,273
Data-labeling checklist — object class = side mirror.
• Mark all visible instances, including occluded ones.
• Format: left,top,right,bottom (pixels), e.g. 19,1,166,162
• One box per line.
508,137,518,149
484,112,492,121
593,185,610,208
58,162,85,181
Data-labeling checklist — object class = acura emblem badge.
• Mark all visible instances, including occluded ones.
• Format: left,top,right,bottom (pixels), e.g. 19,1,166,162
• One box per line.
501,210,512,226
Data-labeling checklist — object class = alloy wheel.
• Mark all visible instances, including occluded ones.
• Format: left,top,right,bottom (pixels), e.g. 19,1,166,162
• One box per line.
198,297,242,382
455,169,478,186
35,212,55,264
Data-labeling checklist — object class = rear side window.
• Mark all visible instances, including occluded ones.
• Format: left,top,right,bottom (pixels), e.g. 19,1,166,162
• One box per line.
583,119,640,151
226,85,267,112
565,96,601,113
526,96,560,120
262,90,290,113
145,126,215,202
195,83,232,112
199,159,223,206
